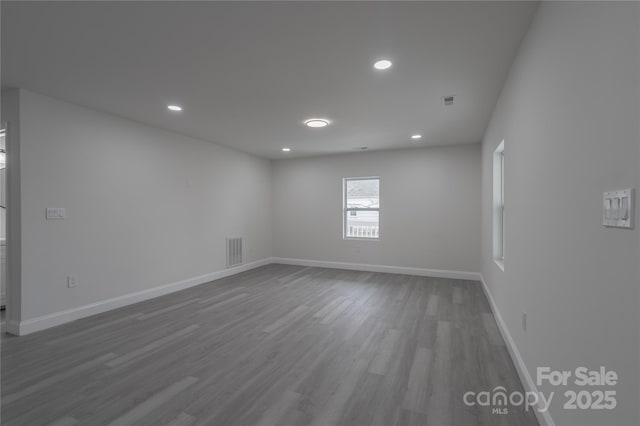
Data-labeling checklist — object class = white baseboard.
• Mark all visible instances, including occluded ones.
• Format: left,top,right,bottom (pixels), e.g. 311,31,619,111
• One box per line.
479,274,555,426
272,257,481,281
11,258,273,336
10,257,479,336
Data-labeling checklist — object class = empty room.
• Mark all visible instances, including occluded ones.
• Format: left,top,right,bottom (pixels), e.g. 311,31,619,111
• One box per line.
1,1,639,425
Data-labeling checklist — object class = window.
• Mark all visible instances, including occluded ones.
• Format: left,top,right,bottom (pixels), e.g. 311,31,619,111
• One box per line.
493,141,505,269
344,177,380,239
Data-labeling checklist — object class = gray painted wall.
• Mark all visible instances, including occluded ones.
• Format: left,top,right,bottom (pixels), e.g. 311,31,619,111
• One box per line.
480,2,640,425
273,144,481,273
637,8,640,426
4,89,273,321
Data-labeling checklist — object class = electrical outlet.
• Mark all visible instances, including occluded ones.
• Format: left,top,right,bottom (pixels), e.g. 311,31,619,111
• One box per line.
67,275,78,288
522,312,527,332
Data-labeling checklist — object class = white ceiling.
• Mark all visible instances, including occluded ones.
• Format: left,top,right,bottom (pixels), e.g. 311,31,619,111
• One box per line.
1,1,538,159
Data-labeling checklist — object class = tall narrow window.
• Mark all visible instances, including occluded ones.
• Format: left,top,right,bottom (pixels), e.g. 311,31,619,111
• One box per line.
493,141,505,269
344,177,380,239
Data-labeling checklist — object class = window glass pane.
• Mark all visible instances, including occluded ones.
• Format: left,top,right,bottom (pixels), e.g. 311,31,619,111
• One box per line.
500,153,505,206
346,179,379,208
345,210,379,238
492,141,505,263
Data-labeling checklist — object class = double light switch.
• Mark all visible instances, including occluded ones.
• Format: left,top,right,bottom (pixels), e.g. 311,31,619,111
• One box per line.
46,207,66,220
603,189,634,229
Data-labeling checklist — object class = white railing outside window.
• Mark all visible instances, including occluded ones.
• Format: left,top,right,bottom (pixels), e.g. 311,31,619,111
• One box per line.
347,224,379,238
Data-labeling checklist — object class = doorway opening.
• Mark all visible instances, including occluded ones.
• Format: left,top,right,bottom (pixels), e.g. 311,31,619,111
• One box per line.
1,125,6,317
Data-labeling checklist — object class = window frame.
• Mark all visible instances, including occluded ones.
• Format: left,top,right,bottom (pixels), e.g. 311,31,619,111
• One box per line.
493,141,505,270
343,176,381,240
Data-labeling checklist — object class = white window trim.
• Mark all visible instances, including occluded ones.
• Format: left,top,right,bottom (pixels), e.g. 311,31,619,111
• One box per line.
493,141,505,270
343,176,380,240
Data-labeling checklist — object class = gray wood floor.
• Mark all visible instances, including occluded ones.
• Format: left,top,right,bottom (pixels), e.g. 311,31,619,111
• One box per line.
1,264,538,426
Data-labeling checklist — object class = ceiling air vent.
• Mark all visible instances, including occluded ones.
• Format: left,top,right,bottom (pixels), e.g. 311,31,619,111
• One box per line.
442,95,455,106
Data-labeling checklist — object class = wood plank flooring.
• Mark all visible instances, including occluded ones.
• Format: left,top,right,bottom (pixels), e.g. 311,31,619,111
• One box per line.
1,264,538,426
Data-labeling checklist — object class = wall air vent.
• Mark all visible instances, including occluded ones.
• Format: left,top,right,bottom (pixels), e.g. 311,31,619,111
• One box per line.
226,237,243,267
442,95,455,106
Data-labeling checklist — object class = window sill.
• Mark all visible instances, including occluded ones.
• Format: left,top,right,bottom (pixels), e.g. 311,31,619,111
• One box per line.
493,259,505,271
343,237,381,242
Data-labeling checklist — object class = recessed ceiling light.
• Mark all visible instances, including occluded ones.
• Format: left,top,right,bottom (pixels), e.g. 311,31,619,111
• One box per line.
282,147,291,152
167,105,183,112
373,59,392,70
411,134,422,140
304,118,330,128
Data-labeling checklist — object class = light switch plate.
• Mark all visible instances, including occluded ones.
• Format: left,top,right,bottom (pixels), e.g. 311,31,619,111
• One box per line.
46,207,66,220
67,275,77,288
603,189,634,229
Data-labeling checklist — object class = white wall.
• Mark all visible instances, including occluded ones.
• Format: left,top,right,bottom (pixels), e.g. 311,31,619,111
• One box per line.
481,2,640,425
637,10,640,425
273,144,481,274
4,89,273,323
